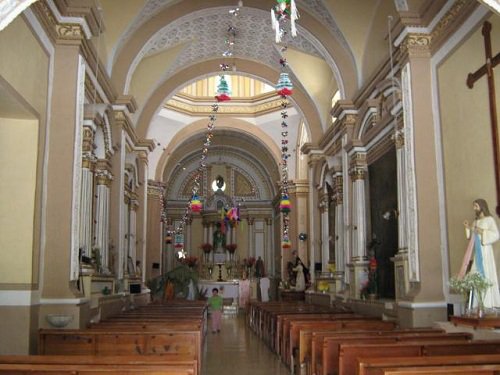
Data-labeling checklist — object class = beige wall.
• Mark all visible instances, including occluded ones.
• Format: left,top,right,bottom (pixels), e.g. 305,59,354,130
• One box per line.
0,17,49,117
438,15,500,277
0,118,38,284
0,16,49,289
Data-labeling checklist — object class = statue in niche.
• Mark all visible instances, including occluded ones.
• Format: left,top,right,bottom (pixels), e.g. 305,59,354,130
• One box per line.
213,222,226,252
216,175,224,190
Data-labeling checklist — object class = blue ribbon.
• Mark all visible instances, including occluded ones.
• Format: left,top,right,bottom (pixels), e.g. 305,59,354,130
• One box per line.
474,233,485,277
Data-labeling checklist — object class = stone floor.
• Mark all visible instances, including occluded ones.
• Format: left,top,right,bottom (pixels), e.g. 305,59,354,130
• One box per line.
202,313,290,375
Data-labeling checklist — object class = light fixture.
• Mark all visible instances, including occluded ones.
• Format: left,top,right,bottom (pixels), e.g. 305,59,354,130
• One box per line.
298,233,307,241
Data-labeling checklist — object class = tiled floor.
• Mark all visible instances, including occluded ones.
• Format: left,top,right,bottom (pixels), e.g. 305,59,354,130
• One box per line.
202,313,290,375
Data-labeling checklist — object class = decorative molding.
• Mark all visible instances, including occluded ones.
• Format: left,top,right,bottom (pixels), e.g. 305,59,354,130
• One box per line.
0,0,38,31
400,33,432,58
165,95,290,117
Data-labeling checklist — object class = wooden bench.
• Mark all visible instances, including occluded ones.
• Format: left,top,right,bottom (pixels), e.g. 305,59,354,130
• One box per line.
297,328,443,375
380,364,500,374
318,332,473,375
39,328,202,373
338,340,500,375
283,319,396,369
357,354,500,375
0,355,197,374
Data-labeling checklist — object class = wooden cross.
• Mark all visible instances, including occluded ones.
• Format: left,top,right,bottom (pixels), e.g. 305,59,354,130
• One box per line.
467,21,500,217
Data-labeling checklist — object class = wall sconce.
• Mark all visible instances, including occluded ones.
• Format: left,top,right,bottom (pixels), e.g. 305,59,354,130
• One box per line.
298,233,308,241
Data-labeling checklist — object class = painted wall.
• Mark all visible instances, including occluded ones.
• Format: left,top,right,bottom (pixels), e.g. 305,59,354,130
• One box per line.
0,16,49,288
0,118,38,284
438,14,500,280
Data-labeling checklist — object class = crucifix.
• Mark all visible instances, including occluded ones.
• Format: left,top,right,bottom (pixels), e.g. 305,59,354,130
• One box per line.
466,21,500,217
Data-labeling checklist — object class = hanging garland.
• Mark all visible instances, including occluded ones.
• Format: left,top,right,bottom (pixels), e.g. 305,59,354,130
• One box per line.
172,11,241,258
276,56,294,251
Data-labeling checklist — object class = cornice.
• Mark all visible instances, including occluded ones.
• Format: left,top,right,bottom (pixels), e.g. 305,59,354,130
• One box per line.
164,95,288,117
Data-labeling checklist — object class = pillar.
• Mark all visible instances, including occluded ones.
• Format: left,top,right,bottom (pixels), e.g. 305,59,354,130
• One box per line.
333,172,345,293
94,160,112,271
319,192,330,272
79,125,96,257
348,153,369,299
265,218,273,276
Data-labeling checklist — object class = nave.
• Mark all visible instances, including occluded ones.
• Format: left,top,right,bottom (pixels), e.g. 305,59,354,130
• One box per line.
202,314,289,375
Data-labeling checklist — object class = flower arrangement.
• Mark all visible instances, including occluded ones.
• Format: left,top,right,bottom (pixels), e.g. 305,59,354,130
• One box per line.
449,272,492,311
201,243,213,253
225,244,237,254
181,256,198,268
243,257,256,268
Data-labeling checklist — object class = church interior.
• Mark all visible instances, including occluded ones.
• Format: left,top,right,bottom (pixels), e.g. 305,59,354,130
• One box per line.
1,0,500,371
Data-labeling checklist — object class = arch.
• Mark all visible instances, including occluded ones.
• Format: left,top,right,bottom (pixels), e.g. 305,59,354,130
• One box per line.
110,0,358,100
155,116,282,181
138,58,324,144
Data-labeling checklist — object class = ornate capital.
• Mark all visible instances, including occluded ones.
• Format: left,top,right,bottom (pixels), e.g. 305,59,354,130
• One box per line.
55,23,84,40
147,180,166,198
130,199,140,211
95,169,113,186
82,152,96,170
400,33,431,58
350,166,366,181
334,175,343,205
393,129,405,149
82,126,95,153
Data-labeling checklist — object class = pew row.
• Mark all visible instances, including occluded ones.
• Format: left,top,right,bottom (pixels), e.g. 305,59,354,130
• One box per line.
0,355,197,374
357,354,500,375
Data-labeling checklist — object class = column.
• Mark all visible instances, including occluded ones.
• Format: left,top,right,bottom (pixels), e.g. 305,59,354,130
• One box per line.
320,192,330,272
351,159,367,260
79,125,96,257
265,218,273,276
129,198,139,266
42,39,86,297
94,161,112,271
203,221,209,244
146,180,165,281
248,217,254,258
122,194,130,277
349,153,369,299
185,217,192,255
333,172,345,292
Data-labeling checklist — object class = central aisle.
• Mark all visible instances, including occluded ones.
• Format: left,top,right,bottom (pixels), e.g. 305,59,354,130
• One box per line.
202,313,290,375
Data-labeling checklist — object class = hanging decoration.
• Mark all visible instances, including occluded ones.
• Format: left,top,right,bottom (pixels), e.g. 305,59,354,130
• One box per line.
215,74,231,102
190,194,202,212
224,206,241,227
275,56,293,250
171,6,242,253
271,0,299,43
280,194,291,213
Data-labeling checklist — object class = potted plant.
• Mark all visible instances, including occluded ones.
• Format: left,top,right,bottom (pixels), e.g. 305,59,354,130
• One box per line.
449,272,492,317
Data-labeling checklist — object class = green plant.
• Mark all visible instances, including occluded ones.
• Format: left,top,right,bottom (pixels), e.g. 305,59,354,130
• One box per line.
449,273,492,309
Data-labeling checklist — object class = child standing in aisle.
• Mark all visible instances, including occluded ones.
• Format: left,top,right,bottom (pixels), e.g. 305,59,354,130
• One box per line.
208,288,223,333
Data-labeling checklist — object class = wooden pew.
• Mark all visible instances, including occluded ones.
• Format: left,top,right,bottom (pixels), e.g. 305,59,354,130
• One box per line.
276,313,356,355
318,332,473,375
0,355,197,374
381,364,500,374
41,324,203,373
357,354,500,375
338,340,500,375
297,328,443,375
284,319,396,369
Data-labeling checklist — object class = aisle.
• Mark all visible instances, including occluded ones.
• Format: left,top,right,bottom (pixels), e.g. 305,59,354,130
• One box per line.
202,313,290,375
